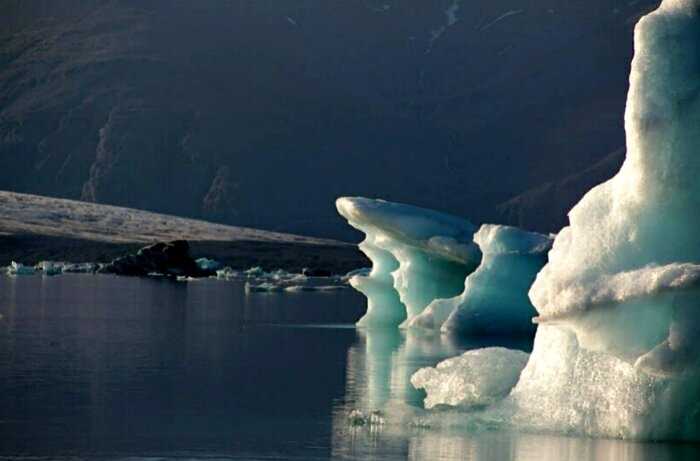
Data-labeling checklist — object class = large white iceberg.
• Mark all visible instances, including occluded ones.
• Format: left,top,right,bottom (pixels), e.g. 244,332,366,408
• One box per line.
408,224,552,333
410,0,700,440
336,197,481,328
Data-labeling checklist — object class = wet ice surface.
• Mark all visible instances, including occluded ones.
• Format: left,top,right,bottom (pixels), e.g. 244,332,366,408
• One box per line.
0,275,698,460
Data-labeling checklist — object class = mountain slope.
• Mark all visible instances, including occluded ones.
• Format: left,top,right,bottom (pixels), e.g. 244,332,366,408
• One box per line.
495,149,626,233
0,0,658,238
0,191,368,271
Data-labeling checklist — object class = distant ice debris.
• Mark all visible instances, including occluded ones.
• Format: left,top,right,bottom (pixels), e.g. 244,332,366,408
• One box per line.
336,197,481,328
216,266,355,293
37,261,63,276
3,260,104,276
6,261,36,275
411,347,529,409
63,262,101,273
195,257,222,272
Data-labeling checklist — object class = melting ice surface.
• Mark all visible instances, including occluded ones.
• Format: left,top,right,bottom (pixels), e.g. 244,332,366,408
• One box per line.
336,197,551,334
404,0,700,441
411,225,552,333
336,197,481,328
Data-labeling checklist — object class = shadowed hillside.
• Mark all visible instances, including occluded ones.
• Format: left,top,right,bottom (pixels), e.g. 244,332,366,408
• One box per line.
0,0,657,238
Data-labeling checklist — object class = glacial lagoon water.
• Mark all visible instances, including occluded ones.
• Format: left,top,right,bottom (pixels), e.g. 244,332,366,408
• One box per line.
0,274,698,460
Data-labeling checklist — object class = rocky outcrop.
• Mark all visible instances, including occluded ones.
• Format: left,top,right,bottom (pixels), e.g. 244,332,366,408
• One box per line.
98,240,210,277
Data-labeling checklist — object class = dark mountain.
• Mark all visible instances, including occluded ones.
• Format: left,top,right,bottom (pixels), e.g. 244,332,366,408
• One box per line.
496,148,626,233
0,0,657,239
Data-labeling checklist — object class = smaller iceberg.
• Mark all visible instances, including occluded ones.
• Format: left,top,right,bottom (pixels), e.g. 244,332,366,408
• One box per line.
336,197,481,328
411,347,529,409
195,257,222,272
409,225,552,334
36,261,64,276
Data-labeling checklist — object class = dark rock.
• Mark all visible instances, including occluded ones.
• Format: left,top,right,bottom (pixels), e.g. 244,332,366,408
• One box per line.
302,267,332,277
99,240,212,277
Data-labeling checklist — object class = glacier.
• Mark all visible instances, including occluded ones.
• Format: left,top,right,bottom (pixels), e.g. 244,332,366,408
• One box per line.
408,0,700,441
408,224,552,333
336,197,481,328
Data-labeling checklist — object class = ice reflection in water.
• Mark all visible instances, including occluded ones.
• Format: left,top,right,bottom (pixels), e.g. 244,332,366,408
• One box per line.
331,328,699,461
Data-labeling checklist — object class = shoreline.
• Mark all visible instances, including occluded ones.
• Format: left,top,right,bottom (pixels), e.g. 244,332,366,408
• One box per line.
0,233,369,276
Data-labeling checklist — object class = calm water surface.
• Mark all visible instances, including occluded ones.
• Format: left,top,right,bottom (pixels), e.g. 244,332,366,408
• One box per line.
0,275,698,460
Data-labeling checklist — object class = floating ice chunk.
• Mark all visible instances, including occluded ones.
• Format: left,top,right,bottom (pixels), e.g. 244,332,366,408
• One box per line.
408,225,552,333
216,266,241,279
62,262,100,273
336,197,481,328
246,266,265,277
176,276,199,282
7,261,36,275
36,261,65,276
284,284,346,292
412,347,529,410
219,265,349,292
245,281,285,292
195,257,222,272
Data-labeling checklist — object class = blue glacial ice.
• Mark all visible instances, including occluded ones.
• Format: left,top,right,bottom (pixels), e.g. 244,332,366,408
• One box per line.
336,197,551,334
411,0,700,441
195,257,222,272
408,224,552,333
336,197,481,328
6,261,36,275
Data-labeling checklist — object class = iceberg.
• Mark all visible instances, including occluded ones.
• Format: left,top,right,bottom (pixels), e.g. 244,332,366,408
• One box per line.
336,197,481,328
409,0,700,441
411,347,529,410
408,225,552,333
